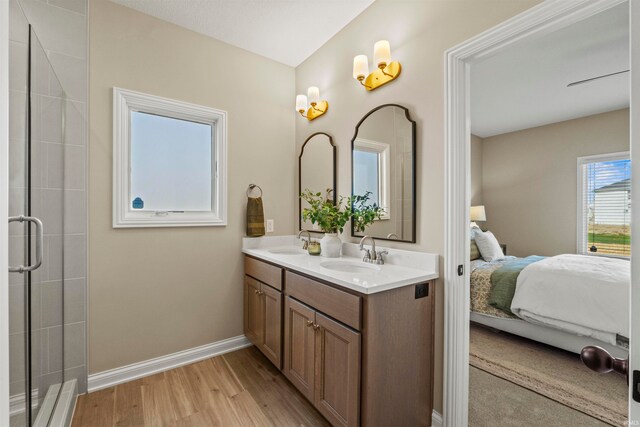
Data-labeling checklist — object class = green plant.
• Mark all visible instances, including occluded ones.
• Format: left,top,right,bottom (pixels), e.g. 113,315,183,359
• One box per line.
300,189,385,234
300,189,351,234
351,192,385,233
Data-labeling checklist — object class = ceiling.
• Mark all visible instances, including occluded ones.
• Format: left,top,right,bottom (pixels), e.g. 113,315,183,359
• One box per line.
110,0,375,67
471,3,629,138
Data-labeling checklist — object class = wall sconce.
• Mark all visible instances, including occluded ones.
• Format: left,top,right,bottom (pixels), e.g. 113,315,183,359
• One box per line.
353,40,402,91
296,86,328,121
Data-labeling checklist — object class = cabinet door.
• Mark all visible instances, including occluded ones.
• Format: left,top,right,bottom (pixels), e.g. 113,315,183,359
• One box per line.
244,276,263,347
314,313,361,427
261,284,282,368
283,296,316,401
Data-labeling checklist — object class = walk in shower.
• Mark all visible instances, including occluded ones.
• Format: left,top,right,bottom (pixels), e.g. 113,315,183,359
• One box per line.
9,2,80,425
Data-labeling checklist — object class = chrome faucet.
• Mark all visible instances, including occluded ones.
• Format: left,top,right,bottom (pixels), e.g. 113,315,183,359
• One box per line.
359,235,388,265
297,230,311,250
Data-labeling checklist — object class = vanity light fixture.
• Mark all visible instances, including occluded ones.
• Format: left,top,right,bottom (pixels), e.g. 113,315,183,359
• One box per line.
296,86,328,121
353,40,402,91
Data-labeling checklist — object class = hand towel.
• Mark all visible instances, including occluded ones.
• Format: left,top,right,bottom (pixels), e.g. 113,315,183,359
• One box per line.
247,196,265,237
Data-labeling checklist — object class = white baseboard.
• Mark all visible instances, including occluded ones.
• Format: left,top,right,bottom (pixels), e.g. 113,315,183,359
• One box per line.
9,389,38,416
432,410,443,427
87,335,251,392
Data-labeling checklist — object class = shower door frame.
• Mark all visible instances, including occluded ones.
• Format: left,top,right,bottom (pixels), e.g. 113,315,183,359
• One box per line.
1,0,11,423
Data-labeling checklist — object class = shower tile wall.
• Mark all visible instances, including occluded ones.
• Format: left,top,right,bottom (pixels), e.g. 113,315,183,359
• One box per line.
10,0,88,394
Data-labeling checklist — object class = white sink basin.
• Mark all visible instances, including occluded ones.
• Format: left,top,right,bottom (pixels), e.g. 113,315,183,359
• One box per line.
267,247,307,255
320,261,380,274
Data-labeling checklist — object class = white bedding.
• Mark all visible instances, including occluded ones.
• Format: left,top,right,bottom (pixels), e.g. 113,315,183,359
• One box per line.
510,254,630,345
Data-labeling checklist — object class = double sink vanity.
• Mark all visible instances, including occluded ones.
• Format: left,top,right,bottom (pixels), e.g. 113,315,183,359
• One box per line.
242,235,439,427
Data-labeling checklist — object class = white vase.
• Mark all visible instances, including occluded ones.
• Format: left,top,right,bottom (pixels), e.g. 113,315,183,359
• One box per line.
320,233,342,258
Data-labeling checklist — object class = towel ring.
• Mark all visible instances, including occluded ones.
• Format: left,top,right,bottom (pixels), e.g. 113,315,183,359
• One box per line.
247,184,263,198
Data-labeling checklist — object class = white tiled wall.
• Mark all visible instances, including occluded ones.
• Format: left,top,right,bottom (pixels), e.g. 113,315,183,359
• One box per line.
9,0,88,397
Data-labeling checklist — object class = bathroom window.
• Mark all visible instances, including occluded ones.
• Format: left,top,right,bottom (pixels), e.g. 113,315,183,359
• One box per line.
113,87,227,227
353,138,391,219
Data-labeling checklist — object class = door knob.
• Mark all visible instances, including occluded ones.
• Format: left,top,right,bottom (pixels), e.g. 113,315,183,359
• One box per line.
581,345,628,383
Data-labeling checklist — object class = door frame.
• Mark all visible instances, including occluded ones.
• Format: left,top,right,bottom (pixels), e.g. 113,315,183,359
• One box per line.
443,0,634,425
1,0,10,423
629,0,640,422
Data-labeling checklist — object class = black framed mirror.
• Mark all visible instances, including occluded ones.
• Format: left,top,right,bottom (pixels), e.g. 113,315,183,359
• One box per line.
299,132,337,231
351,104,416,242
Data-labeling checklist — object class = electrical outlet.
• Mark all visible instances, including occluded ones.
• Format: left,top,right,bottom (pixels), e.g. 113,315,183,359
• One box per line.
266,219,274,233
415,283,428,299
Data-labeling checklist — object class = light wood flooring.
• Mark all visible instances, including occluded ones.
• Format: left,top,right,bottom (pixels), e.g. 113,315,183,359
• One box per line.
71,346,329,427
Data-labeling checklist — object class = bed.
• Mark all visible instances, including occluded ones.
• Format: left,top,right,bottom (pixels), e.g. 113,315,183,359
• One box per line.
470,254,630,358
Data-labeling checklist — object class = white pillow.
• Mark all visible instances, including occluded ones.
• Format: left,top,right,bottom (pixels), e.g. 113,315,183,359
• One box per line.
474,231,504,262
470,223,482,239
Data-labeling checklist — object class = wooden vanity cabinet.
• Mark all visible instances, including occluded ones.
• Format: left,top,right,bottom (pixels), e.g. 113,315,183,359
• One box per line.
283,297,316,401
244,257,283,369
244,255,435,427
314,312,361,427
284,296,361,427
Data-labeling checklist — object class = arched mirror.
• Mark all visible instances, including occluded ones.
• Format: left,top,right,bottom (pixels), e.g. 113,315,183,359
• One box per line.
351,104,416,242
299,132,336,231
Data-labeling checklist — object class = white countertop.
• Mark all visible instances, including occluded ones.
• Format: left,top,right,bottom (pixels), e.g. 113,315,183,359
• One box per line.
242,235,439,295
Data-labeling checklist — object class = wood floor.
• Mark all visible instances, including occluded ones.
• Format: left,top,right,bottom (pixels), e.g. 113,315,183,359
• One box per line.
71,346,330,427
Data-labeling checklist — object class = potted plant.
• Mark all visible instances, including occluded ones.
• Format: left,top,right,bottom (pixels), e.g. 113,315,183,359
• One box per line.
300,189,384,258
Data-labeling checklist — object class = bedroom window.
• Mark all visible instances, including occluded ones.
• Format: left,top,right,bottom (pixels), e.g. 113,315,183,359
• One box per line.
113,87,227,228
577,152,630,257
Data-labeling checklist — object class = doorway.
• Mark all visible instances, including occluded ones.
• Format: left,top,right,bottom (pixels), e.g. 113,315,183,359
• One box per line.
443,0,637,425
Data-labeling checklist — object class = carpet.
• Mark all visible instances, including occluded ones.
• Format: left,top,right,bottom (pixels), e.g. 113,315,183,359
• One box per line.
469,323,627,426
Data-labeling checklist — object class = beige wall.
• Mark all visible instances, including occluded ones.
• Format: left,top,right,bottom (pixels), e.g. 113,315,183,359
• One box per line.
294,0,541,413
482,109,630,257
88,0,295,373
471,134,484,206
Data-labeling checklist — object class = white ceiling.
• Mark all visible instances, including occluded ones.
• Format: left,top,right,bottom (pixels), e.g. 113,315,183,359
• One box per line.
471,3,629,138
110,0,375,67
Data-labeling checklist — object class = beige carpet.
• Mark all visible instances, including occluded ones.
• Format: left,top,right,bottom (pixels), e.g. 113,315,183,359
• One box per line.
470,323,627,426
470,366,610,427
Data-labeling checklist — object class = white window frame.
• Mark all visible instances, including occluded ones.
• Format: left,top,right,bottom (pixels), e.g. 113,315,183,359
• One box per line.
576,151,630,256
354,138,391,220
113,87,227,228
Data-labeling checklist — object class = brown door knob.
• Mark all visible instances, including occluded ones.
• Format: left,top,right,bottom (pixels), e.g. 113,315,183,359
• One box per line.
580,345,628,383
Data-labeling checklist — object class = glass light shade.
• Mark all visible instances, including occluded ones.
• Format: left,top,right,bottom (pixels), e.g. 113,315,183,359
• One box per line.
307,86,320,105
373,40,391,68
296,94,308,112
470,205,486,222
353,54,369,79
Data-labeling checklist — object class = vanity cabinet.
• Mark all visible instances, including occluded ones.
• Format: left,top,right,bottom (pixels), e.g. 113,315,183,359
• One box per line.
244,257,283,368
284,296,361,427
243,255,435,427
283,297,316,401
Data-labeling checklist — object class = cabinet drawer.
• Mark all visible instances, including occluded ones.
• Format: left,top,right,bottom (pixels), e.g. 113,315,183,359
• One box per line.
245,256,283,291
285,271,361,331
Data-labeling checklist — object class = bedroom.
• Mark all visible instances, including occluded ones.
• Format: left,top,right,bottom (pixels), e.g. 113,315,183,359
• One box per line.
467,3,630,425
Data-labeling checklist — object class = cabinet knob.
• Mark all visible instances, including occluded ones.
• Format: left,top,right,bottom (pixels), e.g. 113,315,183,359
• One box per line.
313,324,320,330
254,289,259,294
306,320,314,327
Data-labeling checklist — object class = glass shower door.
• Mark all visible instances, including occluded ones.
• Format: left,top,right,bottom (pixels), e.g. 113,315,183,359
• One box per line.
8,14,66,426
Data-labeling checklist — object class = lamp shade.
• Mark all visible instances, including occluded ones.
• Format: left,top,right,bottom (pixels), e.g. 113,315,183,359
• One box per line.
353,54,369,79
373,40,391,68
307,86,320,105
296,95,307,112
470,205,486,222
